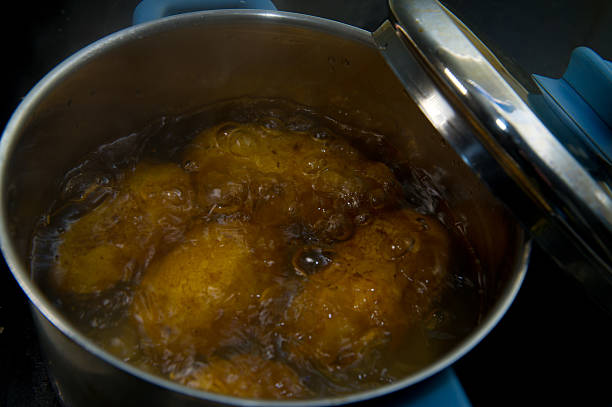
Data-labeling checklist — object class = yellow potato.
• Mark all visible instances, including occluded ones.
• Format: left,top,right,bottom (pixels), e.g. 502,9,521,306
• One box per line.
51,162,195,294
183,122,402,235
131,220,278,363
282,209,451,373
176,354,310,399
124,161,196,238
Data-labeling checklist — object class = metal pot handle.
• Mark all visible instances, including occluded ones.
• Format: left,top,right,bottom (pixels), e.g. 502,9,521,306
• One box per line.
133,0,277,25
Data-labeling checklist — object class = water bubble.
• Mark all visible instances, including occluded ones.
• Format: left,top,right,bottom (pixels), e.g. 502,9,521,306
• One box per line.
380,234,415,260
258,186,279,203
330,141,358,159
182,160,199,173
286,115,313,132
354,212,371,225
255,176,283,201
303,155,327,175
311,128,334,142
316,213,354,241
424,308,448,332
229,130,258,157
161,188,186,207
96,175,111,186
341,194,361,211
454,221,467,235
292,247,334,276
217,124,236,136
252,178,299,224
369,188,386,210
416,217,430,231
259,116,283,131
215,124,237,150
203,175,247,214
452,273,474,289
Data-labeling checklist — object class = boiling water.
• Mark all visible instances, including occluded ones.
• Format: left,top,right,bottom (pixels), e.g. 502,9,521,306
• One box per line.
30,98,484,399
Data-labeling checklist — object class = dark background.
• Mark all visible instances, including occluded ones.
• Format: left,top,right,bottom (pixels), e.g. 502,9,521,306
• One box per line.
1,1,611,406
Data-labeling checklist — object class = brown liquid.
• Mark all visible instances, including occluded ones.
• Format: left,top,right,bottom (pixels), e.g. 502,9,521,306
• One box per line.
30,98,484,399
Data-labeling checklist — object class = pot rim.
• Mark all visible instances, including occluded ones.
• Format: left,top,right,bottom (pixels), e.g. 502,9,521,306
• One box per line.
0,8,530,406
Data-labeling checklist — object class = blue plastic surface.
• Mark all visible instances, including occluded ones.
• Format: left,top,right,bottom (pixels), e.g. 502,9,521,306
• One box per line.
531,47,612,165
381,368,472,407
564,47,612,129
130,1,472,405
133,0,277,25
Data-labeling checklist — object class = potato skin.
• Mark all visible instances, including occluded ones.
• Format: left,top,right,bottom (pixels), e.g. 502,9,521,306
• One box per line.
175,354,311,400
183,122,402,233
281,209,451,373
51,162,195,294
131,220,277,365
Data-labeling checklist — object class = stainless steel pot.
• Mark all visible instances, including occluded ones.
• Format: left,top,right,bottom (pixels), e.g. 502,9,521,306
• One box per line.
0,5,531,407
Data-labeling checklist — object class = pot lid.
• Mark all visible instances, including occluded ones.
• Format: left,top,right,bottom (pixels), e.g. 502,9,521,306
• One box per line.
373,0,612,312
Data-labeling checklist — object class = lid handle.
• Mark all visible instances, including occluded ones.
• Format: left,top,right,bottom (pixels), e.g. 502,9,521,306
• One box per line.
531,47,612,165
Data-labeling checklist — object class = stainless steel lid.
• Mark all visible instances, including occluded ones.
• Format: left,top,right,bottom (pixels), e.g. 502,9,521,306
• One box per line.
373,0,612,312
